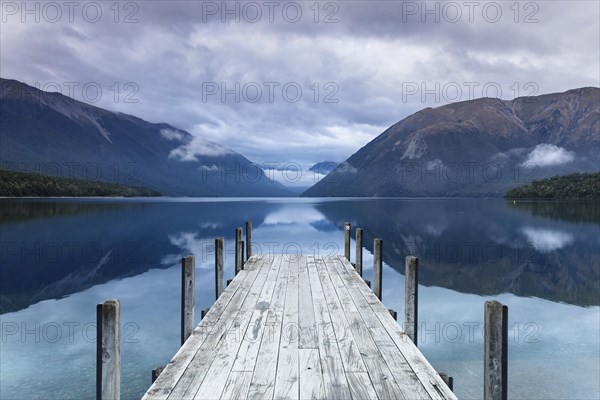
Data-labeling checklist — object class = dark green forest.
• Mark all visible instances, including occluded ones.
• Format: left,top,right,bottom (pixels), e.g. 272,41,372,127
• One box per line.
0,170,162,197
505,172,600,199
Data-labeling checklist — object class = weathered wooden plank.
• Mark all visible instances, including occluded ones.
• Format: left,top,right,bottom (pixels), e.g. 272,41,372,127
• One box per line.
375,343,433,400
193,336,242,400
274,256,300,400
191,256,281,399
328,257,432,398
316,257,367,373
273,345,298,400
325,256,409,400
298,256,317,349
247,255,290,399
306,256,351,400
221,371,252,400
194,267,281,400
331,256,395,323
334,256,456,400
207,257,261,321
374,312,456,400
298,349,324,400
143,256,264,400
346,372,379,400
330,259,394,346
166,259,270,399
232,256,283,372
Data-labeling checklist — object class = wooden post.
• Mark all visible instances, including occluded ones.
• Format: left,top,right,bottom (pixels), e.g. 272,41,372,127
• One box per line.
373,238,383,300
96,299,120,400
439,373,454,391
181,256,195,346
405,256,419,346
344,222,351,261
355,228,363,276
388,309,397,321
235,227,243,273
151,366,165,383
215,237,224,300
484,300,508,400
236,240,244,274
246,220,252,259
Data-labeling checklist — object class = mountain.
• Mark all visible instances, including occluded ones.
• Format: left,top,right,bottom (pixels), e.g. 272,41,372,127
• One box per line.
0,78,293,197
308,161,339,175
303,87,600,197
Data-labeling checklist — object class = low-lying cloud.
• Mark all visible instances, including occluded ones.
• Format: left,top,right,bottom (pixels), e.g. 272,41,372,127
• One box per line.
160,128,186,141
522,144,576,167
169,137,235,161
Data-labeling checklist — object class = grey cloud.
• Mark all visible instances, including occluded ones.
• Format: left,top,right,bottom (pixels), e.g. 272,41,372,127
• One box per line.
1,0,598,167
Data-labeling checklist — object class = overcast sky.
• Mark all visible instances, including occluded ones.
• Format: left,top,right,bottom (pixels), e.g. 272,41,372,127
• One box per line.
1,0,599,170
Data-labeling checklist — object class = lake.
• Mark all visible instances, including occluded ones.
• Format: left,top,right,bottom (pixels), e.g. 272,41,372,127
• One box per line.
0,198,598,399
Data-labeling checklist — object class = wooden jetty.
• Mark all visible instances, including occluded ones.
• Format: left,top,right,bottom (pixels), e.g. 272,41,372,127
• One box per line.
96,222,509,400
144,254,455,400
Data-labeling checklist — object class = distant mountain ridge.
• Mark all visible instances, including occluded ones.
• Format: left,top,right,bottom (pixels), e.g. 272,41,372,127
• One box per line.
309,161,339,175
303,87,600,197
0,78,293,196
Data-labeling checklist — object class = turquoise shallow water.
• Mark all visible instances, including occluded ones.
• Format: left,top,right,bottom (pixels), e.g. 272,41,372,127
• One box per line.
1,198,598,399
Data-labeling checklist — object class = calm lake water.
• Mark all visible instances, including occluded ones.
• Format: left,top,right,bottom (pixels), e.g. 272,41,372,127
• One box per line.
1,198,599,399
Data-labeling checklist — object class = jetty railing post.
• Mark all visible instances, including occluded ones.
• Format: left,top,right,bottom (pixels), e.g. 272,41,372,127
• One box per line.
484,300,508,400
215,237,224,300
439,373,454,391
235,227,243,272
151,366,165,383
344,222,351,261
181,255,195,345
355,228,363,276
373,238,383,300
236,240,244,274
405,256,419,346
246,220,252,259
96,299,120,400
